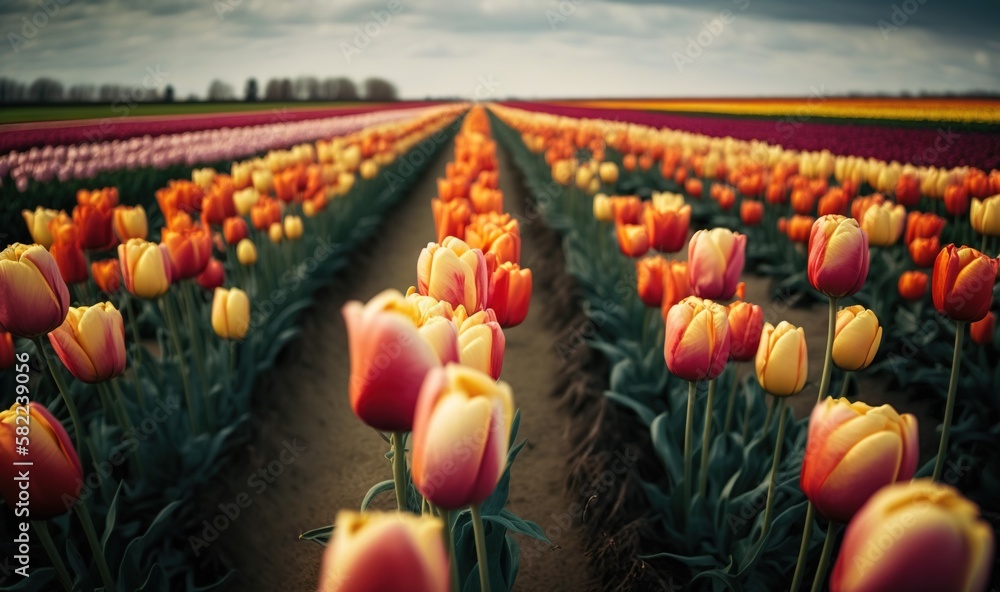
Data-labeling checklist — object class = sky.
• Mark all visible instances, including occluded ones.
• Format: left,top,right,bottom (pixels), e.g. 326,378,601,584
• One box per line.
1,0,998,100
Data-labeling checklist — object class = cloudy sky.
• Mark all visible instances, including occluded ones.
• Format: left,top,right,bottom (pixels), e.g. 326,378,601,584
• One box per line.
1,0,998,99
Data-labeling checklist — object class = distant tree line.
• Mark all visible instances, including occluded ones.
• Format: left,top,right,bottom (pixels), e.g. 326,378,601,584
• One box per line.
0,76,398,104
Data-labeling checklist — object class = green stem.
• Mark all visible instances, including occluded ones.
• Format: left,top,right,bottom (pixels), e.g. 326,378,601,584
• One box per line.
682,381,697,517
762,394,776,434
933,322,965,481
722,364,740,434
809,522,841,592
122,295,150,414
110,378,145,480
32,337,85,454
698,378,717,497
817,297,838,404
838,372,851,399
470,504,491,592
740,387,753,442
160,296,199,433
181,283,213,427
760,397,787,541
34,520,73,591
790,503,817,592
441,509,459,592
73,502,116,592
392,431,408,511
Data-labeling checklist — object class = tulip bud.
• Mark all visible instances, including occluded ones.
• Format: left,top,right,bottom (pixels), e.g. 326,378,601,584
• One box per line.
932,244,998,322
660,260,692,319
233,187,260,216
643,203,691,253
486,260,531,328
113,205,148,241
118,239,172,299
360,159,378,180
317,511,449,592
687,228,746,300
222,216,249,245
664,296,730,381
211,287,250,340
268,222,283,244
833,306,883,371
898,270,928,301
862,201,906,246
944,184,969,217
970,195,1000,237
727,300,764,361
21,206,61,249
48,302,126,383
197,258,226,290
342,289,460,431
49,221,88,285
970,311,995,346
755,321,808,396
807,215,869,298
251,168,273,194
236,238,258,266
599,161,619,184
0,243,71,338
417,237,488,313
0,403,83,519
412,363,514,509
73,203,117,251
453,306,505,380
616,223,650,258
636,257,666,308
740,200,764,226
829,480,994,592
593,193,614,222
283,215,304,241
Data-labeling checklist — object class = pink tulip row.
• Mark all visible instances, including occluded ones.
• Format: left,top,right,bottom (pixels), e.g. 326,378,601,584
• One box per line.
0,105,437,191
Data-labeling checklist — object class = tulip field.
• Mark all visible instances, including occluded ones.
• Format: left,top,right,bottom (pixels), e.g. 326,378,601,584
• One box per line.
0,97,999,592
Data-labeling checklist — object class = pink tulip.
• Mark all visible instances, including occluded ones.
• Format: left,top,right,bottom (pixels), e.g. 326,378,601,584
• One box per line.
687,228,746,300
664,296,730,381
807,215,869,298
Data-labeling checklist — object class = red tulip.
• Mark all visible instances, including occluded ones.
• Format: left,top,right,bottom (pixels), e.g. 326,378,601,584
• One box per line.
72,203,117,251
49,221,88,285
664,296,730,381
636,257,666,308
807,215,869,298
687,228,746,300
898,270,928,301
970,311,995,346
944,184,969,217
222,216,249,245
909,236,940,268
740,200,763,226
0,330,13,369
931,245,997,322
643,203,691,253
727,300,764,362
197,258,226,290
486,258,531,328
904,211,946,245
161,224,213,280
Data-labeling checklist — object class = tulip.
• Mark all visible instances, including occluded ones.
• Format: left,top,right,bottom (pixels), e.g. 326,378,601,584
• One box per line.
47,302,126,383
727,300,764,362
599,161,619,184
687,228,746,300
684,178,703,198
22,206,61,248
317,511,449,592
660,260,692,319
970,311,995,345
664,296,730,381
791,189,816,215
222,216,249,245
899,270,928,301
49,221,88,285
360,159,378,180
412,363,514,509
0,402,83,519
593,193,613,222
740,200,763,226
830,305,883,372
162,224,213,280
417,237,488,313
651,191,685,212
616,223,650,258
755,321,808,396
643,203,691,253
943,184,969,217
233,187,260,216
236,238,258,266
908,236,940,268
904,211,945,245
284,215,304,241
118,239,172,299
431,198,473,243
197,258,226,290
862,201,906,246
0,243,71,338
611,195,643,225
73,203,117,251
829,480,994,592
112,205,148,241
801,397,918,524
818,189,848,217
807,215,869,298
932,244,998,322
342,289,460,432
0,330,12,369
211,287,250,340
453,306,505,380
787,215,815,243
636,257,666,307
465,215,520,265
970,195,1000,237
89,260,120,295
250,197,282,230
486,259,531,328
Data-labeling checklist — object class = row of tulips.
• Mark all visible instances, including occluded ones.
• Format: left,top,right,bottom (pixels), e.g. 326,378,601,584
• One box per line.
490,104,997,592
0,105,465,591
304,105,542,592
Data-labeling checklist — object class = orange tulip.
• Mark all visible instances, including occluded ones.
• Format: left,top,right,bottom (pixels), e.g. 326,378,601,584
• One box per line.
250,197,282,231
412,363,514,509
740,200,763,226
465,214,520,265
616,223,650,258
112,205,148,241
91,259,121,294
970,311,995,345
48,302,126,383
660,260,692,319
611,196,643,225
643,203,691,253
818,188,848,217
161,224,213,280
904,211,946,245
787,215,815,243
801,397,918,523
469,185,503,214
684,178,703,198
894,173,921,207
486,259,531,328
317,511,449,592
201,185,237,226
664,296,730,381
49,221,88,285
909,236,940,268
943,184,969,217
636,256,666,308
791,189,816,215
342,289,459,431
0,244,71,338
72,202,117,251
898,270,928,301
727,300,764,362
431,198,473,243
0,402,83,519
931,244,997,322
715,186,735,211
222,216,249,245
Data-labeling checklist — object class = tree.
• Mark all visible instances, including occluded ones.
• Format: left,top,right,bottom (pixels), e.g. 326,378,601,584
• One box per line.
0,78,27,103
207,79,235,101
245,78,258,101
164,85,175,102
320,77,359,101
68,84,96,102
279,78,293,101
362,78,397,101
27,78,64,103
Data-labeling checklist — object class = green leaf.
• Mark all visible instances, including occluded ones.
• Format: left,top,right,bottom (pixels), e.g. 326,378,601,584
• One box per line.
360,480,396,511
298,525,334,547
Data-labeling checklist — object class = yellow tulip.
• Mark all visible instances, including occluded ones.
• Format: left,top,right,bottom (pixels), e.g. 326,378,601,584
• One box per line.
211,288,250,340
283,215,303,241
832,305,882,371
861,201,906,246
599,161,619,184
755,321,808,396
48,302,126,383
970,195,1000,237
118,239,172,299
0,243,71,337
21,206,61,248
236,238,258,266
268,222,283,244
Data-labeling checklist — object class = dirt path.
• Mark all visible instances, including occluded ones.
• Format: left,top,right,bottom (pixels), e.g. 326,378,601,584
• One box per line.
204,136,594,591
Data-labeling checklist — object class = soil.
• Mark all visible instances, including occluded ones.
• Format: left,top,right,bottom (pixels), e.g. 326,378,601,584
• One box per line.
201,136,596,591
